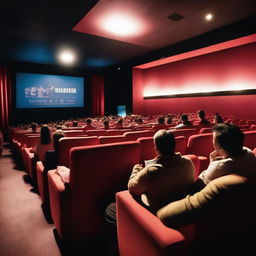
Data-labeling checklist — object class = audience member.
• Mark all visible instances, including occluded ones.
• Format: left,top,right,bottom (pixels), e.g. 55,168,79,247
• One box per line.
103,119,110,129
31,122,38,133
153,116,168,130
35,125,52,161
175,114,193,129
166,115,173,124
198,123,256,184
115,118,124,129
214,112,223,124
43,130,65,171
105,129,195,226
72,121,78,127
128,129,195,211
197,109,210,125
83,118,94,130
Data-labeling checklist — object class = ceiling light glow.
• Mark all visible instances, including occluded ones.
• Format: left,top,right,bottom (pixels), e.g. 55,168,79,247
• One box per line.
101,14,143,36
58,49,76,65
205,13,213,21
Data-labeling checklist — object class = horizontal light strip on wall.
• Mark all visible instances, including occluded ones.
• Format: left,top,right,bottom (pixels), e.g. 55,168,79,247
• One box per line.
143,89,256,99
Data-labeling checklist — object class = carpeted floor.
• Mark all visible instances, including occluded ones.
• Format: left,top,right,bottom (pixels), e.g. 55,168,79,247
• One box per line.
0,143,61,256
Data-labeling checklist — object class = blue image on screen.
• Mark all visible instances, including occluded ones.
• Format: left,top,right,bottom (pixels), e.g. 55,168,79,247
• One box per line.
16,73,84,108
117,105,126,117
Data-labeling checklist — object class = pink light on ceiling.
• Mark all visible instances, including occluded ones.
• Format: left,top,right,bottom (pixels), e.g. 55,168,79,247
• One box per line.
73,1,151,46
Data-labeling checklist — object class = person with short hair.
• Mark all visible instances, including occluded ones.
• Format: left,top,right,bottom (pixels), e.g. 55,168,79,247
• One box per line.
103,119,110,129
175,114,193,129
199,123,256,184
153,116,168,130
214,112,223,124
31,122,37,133
128,129,195,211
197,109,210,125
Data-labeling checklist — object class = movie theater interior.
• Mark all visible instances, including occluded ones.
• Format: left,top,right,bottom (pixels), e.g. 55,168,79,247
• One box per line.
1,0,256,255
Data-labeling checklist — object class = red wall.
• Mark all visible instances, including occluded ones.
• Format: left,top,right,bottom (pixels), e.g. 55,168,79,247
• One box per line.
133,41,256,119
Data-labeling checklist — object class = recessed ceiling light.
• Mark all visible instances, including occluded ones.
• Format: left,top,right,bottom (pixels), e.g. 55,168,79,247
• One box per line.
101,14,143,37
58,49,76,65
205,13,213,21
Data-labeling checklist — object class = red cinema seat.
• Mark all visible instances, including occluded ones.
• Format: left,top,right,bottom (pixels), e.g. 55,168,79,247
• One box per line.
36,136,99,206
22,136,40,174
199,128,212,134
175,136,187,155
137,137,155,164
62,130,85,137
246,120,256,127
124,130,156,141
243,131,256,150
85,129,107,136
116,191,190,256
106,129,132,136
251,125,256,130
117,175,256,256
171,129,197,141
99,135,126,144
186,133,214,175
48,141,140,245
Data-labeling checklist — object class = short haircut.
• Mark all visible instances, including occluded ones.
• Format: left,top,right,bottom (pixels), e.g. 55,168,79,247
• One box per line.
158,117,165,124
31,122,37,131
212,123,244,156
181,114,188,122
86,118,92,124
53,131,65,151
197,110,205,118
154,129,175,156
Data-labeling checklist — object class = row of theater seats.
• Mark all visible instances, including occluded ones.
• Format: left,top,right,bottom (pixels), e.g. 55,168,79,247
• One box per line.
9,126,256,252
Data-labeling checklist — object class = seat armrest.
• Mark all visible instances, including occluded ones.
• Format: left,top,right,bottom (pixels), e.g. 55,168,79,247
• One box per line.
116,191,186,256
48,170,71,240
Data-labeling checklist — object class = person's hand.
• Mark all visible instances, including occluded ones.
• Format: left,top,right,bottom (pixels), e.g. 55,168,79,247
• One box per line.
210,150,223,162
134,164,143,170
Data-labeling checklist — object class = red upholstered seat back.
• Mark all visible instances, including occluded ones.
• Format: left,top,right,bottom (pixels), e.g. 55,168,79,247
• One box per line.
175,136,187,155
85,129,107,136
58,136,99,167
98,135,126,144
124,130,156,141
106,129,132,136
243,131,256,150
69,141,140,239
186,133,214,157
172,129,197,139
25,135,40,148
137,137,155,164
199,128,212,134
62,130,85,137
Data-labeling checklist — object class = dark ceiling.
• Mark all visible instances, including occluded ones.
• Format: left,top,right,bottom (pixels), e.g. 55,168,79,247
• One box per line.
0,0,256,70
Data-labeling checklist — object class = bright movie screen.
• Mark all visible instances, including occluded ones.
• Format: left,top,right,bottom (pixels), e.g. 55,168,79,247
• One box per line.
16,72,84,109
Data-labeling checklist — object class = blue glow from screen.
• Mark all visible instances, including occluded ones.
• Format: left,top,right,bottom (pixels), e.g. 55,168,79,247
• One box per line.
16,73,84,109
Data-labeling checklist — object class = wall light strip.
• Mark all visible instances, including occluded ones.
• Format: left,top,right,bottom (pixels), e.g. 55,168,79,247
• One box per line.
143,89,256,99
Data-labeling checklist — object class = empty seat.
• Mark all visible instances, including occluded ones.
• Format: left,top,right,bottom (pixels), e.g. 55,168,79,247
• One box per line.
36,136,99,206
199,127,212,134
124,130,156,141
186,133,214,174
99,135,126,144
48,141,140,244
243,131,256,150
